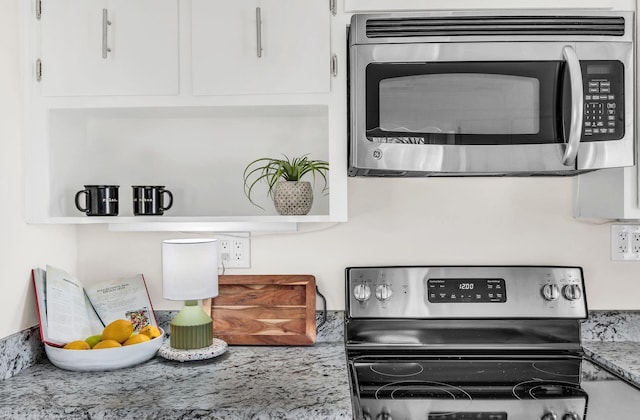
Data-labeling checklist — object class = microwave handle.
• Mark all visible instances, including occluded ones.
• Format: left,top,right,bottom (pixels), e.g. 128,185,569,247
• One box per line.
562,46,584,166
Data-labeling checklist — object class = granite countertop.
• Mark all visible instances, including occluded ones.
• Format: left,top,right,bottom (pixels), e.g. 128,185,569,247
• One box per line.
0,341,352,419
583,341,640,388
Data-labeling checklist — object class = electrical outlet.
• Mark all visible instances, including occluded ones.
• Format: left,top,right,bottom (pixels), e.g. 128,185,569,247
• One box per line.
611,224,640,261
632,233,640,254
214,233,251,268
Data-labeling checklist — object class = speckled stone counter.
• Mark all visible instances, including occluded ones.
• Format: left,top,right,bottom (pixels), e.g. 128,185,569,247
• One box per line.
583,341,640,388
0,311,352,419
0,342,352,419
580,311,640,389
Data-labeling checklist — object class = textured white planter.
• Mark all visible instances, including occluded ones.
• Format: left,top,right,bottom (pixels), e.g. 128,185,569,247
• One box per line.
273,181,313,215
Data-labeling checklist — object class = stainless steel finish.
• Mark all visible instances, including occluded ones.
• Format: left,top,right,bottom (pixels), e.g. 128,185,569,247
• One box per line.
542,283,560,301
35,0,41,20
256,7,263,58
331,54,338,77
347,266,586,319
358,398,586,420
542,413,558,420
562,413,580,420
102,9,111,59
561,46,583,166
348,10,635,176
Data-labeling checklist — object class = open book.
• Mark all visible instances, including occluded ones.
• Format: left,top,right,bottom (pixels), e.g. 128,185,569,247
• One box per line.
32,265,158,347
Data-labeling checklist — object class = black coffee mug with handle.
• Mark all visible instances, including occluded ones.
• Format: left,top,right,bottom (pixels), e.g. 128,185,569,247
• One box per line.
75,185,119,216
132,185,174,216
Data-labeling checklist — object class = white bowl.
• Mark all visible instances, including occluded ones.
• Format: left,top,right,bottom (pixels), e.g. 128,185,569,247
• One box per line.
44,329,164,371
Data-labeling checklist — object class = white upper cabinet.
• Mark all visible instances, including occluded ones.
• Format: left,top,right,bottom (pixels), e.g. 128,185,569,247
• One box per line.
191,0,331,95
39,0,179,96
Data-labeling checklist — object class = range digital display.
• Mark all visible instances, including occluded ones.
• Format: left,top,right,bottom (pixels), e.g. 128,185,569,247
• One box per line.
427,278,506,303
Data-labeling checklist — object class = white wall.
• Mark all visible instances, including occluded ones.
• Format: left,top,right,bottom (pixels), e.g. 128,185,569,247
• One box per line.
0,0,76,339
76,176,640,311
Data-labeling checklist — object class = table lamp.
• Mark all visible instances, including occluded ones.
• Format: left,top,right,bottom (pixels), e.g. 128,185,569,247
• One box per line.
162,238,218,350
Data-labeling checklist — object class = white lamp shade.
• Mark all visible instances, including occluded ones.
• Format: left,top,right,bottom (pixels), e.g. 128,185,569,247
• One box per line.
162,238,218,301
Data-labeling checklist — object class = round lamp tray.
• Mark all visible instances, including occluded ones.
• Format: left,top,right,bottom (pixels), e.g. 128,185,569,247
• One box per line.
158,338,227,362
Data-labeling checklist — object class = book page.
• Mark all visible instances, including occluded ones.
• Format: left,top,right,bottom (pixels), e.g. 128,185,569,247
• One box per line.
44,265,94,345
84,275,157,332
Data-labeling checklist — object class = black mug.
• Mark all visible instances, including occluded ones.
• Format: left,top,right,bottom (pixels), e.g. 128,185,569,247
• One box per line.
132,185,174,216
75,185,119,216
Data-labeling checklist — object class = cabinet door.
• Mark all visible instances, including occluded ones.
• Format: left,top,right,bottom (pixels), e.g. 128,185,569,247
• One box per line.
191,0,330,95
40,0,179,96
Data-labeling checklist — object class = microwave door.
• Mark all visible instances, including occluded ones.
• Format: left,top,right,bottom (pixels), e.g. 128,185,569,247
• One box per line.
351,42,575,175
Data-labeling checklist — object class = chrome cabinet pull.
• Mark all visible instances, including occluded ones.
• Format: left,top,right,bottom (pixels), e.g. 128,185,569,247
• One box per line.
562,45,583,166
256,7,262,58
331,54,338,77
102,8,112,59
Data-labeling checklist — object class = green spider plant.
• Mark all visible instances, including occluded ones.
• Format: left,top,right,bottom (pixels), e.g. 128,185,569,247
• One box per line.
243,155,329,210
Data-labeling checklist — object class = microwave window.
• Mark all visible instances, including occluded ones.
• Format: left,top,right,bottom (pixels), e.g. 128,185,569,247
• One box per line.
379,73,540,135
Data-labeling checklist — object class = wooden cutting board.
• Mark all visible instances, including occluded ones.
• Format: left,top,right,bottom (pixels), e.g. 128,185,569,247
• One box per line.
206,274,316,345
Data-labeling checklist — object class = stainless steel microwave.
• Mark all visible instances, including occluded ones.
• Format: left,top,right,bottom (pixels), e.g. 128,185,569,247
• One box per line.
348,10,635,176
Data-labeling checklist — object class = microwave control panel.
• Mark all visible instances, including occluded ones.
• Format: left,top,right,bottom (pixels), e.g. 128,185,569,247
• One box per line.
581,61,624,141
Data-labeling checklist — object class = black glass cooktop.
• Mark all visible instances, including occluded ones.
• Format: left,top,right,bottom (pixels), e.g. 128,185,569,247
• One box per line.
350,356,640,420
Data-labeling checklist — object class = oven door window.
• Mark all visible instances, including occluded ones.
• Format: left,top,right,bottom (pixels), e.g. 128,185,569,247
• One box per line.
366,62,562,145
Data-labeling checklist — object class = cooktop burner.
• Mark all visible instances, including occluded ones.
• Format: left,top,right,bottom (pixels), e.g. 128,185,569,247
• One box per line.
374,380,473,400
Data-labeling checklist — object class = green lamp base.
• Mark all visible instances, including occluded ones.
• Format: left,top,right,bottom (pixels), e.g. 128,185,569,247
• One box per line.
169,300,213,350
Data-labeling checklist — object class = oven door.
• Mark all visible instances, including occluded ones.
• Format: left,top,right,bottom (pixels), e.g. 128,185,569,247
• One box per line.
349,41,634,176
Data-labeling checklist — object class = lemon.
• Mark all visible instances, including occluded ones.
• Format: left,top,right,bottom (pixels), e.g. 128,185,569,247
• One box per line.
63,340,90,350
92,339,122,349
101,319,134,344
85,334,102,348
139,325,162,339
123,334,151,346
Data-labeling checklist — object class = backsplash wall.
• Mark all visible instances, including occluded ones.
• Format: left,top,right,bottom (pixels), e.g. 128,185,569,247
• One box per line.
76,176,640,311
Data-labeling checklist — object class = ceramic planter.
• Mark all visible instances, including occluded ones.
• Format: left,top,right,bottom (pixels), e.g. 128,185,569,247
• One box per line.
273,181,313,215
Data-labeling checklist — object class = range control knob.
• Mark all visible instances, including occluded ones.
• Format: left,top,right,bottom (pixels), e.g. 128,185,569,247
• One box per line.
541,284,560,301
562,284,582,301
377,412,392,420
353,284,371,302
541,413,557,420
375,284,393,301
562,413,580,420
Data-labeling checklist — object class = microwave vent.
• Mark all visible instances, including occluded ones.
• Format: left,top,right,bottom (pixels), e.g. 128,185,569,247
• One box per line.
365,16,626,38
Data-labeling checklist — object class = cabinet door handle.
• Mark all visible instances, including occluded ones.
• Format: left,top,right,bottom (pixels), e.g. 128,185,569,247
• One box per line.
331,54,338,77
255,7,263,58
102,9,112,59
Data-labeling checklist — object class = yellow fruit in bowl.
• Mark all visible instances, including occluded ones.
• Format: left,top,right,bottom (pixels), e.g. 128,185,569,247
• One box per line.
63,340,90,350
139,325,162,339
123,334,151,346
92,339,122,349
85,334,102,348
101,319,134,344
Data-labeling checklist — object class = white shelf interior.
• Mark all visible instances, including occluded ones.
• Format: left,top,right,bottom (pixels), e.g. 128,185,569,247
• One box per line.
46,105,330,219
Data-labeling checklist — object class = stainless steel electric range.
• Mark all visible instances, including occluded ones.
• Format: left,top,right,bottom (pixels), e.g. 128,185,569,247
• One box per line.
345,266,640,420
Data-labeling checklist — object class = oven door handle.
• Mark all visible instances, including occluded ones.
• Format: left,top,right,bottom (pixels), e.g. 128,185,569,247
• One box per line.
562,45,584,167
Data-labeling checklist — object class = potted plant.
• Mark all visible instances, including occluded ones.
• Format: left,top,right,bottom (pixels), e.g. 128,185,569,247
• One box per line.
243,154,329,215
